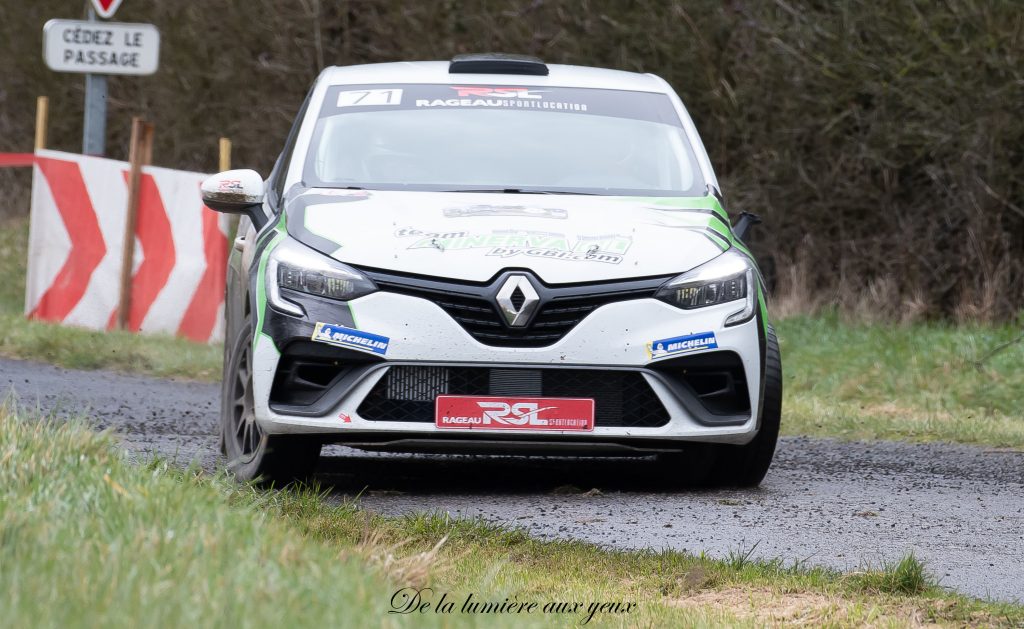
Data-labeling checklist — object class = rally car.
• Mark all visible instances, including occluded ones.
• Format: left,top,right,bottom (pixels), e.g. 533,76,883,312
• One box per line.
201,54,782,487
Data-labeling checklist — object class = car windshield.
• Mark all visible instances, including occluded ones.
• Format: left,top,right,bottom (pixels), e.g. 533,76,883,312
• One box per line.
302,84,705,196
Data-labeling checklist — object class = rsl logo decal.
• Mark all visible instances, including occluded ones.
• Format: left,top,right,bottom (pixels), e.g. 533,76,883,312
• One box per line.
435,396,595,431
395,228,632,264
477,401,558,426
646,331,718,359
450,86,544,99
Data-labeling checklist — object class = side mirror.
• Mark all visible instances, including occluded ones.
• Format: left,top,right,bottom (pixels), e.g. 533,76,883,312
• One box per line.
732,211,762,243
201,169,268,229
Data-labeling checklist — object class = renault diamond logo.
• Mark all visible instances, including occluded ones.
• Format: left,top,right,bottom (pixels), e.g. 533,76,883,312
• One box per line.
496,275,540,327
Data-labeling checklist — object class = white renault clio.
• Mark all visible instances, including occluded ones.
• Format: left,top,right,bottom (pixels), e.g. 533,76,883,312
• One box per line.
202,54,782,487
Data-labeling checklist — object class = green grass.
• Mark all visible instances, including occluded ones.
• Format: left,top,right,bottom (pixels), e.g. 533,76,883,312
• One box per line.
0,404,479,629
3,214,1023,446
779,314,1024,447
0,215,221,380
2,405,1021,628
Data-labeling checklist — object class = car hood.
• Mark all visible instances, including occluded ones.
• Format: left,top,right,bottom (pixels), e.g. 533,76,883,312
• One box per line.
286,189,733,284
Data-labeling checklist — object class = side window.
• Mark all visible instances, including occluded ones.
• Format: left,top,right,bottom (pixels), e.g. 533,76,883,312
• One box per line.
269,85,316,208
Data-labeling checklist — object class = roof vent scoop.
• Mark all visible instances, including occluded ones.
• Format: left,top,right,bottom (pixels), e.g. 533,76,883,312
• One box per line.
448,53,549,76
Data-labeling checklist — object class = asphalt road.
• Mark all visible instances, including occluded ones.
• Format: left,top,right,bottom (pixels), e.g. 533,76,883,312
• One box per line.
4,357,1023,603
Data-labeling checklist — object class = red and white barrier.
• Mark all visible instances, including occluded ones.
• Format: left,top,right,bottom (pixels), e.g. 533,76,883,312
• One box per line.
26,149,229,342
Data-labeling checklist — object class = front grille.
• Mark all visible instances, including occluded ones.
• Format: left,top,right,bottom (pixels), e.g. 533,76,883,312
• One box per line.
427,291,639,347
357,366,670,428
367,271,663,348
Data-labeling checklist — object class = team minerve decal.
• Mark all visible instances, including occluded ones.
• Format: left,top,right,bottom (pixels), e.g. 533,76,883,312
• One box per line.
646,331,718,359
311,322,390,355
394,227,632,264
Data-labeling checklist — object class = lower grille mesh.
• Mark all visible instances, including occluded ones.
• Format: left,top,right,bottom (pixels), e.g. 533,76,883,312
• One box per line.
357,366,669,428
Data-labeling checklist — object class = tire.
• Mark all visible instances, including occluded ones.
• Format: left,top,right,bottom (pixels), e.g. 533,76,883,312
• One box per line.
710,324,783,487
653,443,718,489
221,319,321,485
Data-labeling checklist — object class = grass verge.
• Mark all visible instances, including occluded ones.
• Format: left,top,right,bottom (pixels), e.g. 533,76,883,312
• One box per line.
2,404,1022,628
779,314,1024,447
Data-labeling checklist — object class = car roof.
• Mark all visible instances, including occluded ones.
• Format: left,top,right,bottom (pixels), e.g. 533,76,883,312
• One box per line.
318,61,669,93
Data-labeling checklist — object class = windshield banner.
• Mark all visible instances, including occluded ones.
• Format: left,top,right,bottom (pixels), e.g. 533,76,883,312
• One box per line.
318,84,682,126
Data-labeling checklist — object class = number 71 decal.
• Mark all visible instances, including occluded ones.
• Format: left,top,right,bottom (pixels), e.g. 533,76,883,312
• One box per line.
336,88,403,107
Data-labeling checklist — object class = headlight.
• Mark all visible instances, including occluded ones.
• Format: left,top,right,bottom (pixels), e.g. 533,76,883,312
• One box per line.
267,238,376,316
655,249,757,326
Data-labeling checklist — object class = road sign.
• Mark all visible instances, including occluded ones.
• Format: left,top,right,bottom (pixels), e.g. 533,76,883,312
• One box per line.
91,0,124,19
43,19,159,76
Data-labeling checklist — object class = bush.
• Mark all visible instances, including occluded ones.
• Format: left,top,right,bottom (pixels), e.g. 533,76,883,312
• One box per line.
1,0,1020,319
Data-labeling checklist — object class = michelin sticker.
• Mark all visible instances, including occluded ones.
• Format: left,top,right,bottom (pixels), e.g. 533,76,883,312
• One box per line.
311,322,390,355
647,331,718,359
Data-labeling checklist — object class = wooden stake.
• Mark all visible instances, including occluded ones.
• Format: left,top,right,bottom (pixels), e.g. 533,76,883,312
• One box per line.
117,117,155,330
34,96,49,150
218,137,231,172
218,136,239,235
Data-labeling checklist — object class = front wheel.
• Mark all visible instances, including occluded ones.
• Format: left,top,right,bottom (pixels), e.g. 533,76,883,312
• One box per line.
221,319,321,485
710,324,783,487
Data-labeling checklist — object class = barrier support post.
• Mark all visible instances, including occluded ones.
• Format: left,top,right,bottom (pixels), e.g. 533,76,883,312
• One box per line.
117,117,155,330
218,137,231,172
35,96,49,151
218,137,239,235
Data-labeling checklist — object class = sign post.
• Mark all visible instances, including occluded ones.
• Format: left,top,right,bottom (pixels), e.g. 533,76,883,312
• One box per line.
82,6,108,155
35,96,50,151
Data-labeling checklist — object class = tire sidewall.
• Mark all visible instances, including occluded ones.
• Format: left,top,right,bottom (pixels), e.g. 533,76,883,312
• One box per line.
708,324,782,487
221,319,270,479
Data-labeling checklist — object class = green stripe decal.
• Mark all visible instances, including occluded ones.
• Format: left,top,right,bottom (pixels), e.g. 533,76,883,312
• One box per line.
621,194,730,222
253,215,288,352
729,235,754,259
705,230,730,251
758,285,769,333
705,215,732,241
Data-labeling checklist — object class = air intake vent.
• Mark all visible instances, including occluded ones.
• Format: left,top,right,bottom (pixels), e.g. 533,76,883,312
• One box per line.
386,366,448,401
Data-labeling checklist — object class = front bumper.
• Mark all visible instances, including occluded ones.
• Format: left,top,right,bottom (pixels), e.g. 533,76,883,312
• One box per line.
251,289,765,447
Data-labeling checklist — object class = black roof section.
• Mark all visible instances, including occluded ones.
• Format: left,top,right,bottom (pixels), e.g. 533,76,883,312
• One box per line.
449,53,549,76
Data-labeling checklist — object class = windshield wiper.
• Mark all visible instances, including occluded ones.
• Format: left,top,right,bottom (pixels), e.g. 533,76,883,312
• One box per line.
443,188,597,195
